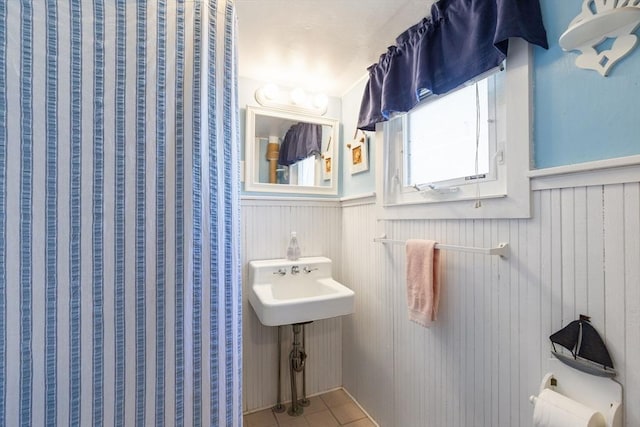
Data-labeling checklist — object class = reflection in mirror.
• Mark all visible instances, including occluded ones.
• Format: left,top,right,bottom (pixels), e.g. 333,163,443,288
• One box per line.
245,106,339,196
255,116,332,187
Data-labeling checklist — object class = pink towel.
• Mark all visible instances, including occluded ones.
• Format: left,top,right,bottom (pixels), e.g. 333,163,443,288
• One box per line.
406,239,440,327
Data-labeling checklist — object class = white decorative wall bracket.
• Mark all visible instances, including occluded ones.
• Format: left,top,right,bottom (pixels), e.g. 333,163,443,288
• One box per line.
559,1,640,76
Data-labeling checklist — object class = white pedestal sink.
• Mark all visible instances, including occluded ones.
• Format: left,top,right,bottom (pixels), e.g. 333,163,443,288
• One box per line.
248,256,355,326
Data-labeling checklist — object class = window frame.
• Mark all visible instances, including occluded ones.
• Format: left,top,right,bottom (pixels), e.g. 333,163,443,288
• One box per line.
400,74,499,199
376,38,533,220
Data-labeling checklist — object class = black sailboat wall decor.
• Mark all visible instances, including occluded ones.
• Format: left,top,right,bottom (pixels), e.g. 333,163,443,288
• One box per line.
549,314,616,378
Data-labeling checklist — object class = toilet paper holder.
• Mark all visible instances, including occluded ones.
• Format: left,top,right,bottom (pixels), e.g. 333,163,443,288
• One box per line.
530,358,623,427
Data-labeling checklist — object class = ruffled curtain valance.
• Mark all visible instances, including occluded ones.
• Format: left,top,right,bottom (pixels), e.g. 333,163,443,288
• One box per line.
278,122,323,166
358,0,548,131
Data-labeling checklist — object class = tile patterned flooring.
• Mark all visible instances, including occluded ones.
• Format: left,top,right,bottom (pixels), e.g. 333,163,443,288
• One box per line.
243,389,377,427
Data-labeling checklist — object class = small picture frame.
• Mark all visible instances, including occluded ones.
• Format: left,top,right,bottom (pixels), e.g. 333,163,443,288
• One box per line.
349,131,369,175
322,152,332,181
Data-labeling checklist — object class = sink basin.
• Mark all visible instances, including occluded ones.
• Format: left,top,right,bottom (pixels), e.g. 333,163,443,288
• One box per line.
248,256,355,326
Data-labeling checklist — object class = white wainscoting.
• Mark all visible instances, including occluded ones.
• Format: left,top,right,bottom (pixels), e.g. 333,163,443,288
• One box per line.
241,200,344,412
241,182,640,425
341,183,640,426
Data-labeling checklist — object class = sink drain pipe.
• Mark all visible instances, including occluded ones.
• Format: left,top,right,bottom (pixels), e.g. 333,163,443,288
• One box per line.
272,326,286,413
273,322,311,417
300,323,310,407
288,323,307,416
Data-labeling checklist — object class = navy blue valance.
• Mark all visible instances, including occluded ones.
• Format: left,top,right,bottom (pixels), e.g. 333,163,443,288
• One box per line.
278,122,323,166
357,0,548,131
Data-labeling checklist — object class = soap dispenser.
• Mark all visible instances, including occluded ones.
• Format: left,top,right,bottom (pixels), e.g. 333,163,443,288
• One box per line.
286,232,301,261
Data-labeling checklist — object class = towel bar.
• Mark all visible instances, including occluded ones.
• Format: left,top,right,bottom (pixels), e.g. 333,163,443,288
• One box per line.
373,234,509,258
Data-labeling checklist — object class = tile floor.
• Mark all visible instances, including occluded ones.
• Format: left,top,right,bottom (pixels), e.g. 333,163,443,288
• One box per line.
243,389,377,427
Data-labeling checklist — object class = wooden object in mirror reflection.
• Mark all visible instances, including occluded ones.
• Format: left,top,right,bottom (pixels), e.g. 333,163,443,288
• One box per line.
266,136,280,184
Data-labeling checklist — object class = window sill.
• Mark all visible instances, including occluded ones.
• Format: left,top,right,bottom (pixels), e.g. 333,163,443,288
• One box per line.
376,192,527,220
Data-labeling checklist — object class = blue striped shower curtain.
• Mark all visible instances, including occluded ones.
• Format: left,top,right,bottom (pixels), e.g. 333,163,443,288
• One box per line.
0,0,242,426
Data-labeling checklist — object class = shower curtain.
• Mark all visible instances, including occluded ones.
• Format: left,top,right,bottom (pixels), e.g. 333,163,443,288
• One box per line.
0,0,242,426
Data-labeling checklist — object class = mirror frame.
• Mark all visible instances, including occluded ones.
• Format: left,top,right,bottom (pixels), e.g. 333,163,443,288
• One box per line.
244,105,340,196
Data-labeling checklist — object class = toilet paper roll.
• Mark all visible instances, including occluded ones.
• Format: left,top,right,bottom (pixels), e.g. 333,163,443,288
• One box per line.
532,389,606,427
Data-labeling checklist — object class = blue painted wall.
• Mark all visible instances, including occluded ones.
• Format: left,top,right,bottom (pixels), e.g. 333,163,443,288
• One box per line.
534,0,640,168
341,77,376,196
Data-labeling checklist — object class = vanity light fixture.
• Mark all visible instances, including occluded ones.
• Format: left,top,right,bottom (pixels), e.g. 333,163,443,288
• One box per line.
255,84,328,116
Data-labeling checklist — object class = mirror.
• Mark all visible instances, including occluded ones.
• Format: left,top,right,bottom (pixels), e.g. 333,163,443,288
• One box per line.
244,105,339,196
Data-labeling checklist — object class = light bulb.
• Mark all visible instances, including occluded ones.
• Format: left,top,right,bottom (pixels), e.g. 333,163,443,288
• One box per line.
313,93,328,109
262,83,279,101
290,88,308,106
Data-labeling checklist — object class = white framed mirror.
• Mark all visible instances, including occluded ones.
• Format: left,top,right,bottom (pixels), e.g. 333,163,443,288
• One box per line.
244,105,340,196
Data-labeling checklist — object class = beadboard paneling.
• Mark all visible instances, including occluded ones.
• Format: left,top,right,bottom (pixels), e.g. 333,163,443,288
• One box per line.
241,202,343,412
341,183,640,427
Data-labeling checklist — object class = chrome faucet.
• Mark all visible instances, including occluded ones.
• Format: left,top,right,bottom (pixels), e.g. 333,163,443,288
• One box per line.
303,266,318,274
273,268,286,276
291,265,300,275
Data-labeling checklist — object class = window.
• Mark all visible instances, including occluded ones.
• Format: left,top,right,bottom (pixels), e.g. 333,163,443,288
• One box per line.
377,39,532,219
288,156,317,186
405,76,494,189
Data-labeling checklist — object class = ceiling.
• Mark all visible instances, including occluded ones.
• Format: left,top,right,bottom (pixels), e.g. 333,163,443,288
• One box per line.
235,0,435,97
